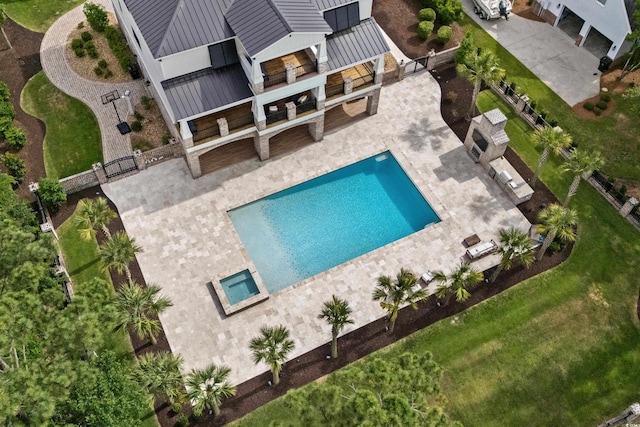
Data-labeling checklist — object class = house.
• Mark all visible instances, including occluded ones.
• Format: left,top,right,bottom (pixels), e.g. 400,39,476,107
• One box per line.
112,0,390,178
535,0,636,60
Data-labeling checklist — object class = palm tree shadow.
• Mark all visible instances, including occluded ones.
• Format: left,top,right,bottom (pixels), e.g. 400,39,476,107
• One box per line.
68,258,100,276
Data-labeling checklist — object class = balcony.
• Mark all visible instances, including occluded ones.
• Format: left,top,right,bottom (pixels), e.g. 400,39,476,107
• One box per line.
264,91,317,126
325,62,375,99
262,50,316,88
190,102,255,145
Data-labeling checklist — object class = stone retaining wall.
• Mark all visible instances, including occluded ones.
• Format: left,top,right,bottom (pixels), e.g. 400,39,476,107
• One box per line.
134,139,183,170
59,169,100,194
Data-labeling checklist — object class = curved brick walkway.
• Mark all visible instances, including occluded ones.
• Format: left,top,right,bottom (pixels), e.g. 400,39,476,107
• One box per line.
40,0,147,163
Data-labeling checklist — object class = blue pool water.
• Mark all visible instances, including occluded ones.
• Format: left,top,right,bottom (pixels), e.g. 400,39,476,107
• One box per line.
228,151,440,293
220,270,259,305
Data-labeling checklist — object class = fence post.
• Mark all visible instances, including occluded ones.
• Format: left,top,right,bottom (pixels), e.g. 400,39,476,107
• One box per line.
133,149,146,170
92,163,108,184
619,197,638,217
397,60,405,81
285,102,296,121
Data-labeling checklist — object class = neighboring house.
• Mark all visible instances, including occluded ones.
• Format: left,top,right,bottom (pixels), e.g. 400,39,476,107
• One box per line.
112,0,389,178
535,0,636,60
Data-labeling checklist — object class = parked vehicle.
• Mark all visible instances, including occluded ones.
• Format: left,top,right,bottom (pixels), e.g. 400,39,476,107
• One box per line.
472,0,512,20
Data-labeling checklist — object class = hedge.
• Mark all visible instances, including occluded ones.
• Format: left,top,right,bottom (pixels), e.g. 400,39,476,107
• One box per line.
418,8,436,21
437,25,452,44
417,21,435,40
104,25,134,72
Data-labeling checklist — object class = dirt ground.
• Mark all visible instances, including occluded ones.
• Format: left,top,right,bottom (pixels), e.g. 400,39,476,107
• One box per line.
0,19,45,200
127,98,172,152
510,0,546,22
65,13,132,83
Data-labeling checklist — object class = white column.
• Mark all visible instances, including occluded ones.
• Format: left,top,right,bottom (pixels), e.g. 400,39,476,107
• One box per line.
374,55,385,84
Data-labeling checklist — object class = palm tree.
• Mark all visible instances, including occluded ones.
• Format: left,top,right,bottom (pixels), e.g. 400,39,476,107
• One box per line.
562,149,604,207
135,351,184,405
185,364,236,417
536,204,578,261
433,263,483,304
490,227,534,283
372,268,427,333
318,295,354,359
99,231,142,281
115,281,173,344
456,48,504,119
75,197,117,240
529,127,572,187
249,325,295,386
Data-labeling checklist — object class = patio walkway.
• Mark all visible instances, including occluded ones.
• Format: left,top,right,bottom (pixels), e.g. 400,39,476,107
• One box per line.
102,70,531,385
40,0,147,163
460,0,600,106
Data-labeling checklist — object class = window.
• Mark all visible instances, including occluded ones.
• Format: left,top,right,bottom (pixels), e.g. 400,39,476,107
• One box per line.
324,2,360,32
208,40,239,70
132,29,141,48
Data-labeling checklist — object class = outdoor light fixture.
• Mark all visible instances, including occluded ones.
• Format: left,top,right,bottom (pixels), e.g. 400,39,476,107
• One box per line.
557,3,561,8
612,45,617,50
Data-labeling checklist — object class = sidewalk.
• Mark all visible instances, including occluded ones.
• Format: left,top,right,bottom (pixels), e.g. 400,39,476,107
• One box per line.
460,0,600,105
40,0,147,163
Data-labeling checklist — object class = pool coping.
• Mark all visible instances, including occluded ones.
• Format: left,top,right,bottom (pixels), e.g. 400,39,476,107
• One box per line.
212,269,270,316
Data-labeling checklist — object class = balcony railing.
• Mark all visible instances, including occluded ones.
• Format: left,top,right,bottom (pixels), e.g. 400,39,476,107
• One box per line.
227,113,255,131
266,109,288,125
193,124,220,142
263,61,316,88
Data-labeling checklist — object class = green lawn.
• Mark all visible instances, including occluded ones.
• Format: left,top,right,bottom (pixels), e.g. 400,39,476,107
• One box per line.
57,205,159,427
21,72,102,178
461,15,640,180
0,0,83,32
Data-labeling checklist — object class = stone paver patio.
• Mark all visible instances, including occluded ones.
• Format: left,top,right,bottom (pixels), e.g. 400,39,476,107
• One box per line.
102,72,531,385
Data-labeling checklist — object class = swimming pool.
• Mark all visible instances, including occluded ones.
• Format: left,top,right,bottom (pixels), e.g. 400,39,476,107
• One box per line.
219,270,260,305
228,151,440,293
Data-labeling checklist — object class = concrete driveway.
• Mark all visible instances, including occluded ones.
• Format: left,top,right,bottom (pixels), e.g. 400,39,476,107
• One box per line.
461,0,600,106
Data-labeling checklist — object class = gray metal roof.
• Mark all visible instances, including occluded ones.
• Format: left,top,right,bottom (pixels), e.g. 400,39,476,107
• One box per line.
312,0,355,12
326,18,390,71
161,64,253,120
124,0,235,58
226,0,331,56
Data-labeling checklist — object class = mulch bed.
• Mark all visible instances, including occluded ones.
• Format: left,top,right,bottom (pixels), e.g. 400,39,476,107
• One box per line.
0,19,45,200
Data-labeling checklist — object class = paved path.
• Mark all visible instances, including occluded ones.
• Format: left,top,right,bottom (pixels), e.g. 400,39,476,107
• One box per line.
40,0,147,163
460,0,600,106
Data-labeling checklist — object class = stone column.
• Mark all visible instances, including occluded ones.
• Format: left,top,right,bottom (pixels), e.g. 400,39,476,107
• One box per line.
285,102,296,121
620,197,638,217
133,149,146,170
185,152,202,178
516,94,529,112
285,62,296,84
92,163,108,184
308,116,324,142
397,59,405,81
316,41,328,73
317,60,328,74
254,134,270,160
217,118,229,137
314,84,326,110
366,88,381,116
344,76,353,95
426,49,436,71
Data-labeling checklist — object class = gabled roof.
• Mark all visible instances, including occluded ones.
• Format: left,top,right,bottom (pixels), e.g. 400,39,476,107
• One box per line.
313,0,354,12
161,64,253,120
124,0,235,58
326,18,389,71
225,0,332,57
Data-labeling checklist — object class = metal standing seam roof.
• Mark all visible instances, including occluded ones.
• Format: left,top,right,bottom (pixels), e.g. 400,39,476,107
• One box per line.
325,17,390,71
313,0,355,12
225,0,332,57
160,64,253,121
124,0,235,58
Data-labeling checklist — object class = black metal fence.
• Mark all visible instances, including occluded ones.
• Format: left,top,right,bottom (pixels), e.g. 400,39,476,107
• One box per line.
326,82,344,97
591,170,629,206
264,70,286,87
103,156,137,178
404,56,429,75
352,73,374,89
296,97,316,114
266,109,287,125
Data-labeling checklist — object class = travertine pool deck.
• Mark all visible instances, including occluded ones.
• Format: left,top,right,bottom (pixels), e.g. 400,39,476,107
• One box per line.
102,73,531,385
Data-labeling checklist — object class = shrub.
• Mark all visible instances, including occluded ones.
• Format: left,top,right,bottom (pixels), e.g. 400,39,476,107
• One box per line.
0,117,12,137
94,67,104,76
130,120,143,132
171,403,182,414
422,0,463,25
38,177,67,212
98,59,108,68
162,134,171,145
176,415,189,427
77,22,84,30
74,47,85,58
593,106,602,116
418,8,436,21
104,25,134,71
455,30,474,64
80,31,93,42
548,119,558,127
600,93,612,102
445,90,458,103
583,102,594,111
437,25,452,44
83,2,108,33
4,126,26,149
620,185,627,196
0,101,15,120
2,153,26,184
103,69,113,78
548,241,561,253
596,100,607,110
71,38,84,50
417,20,434,40
141,95,153,110
87,47,99,59
0,82,10,103
134,111,144,121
